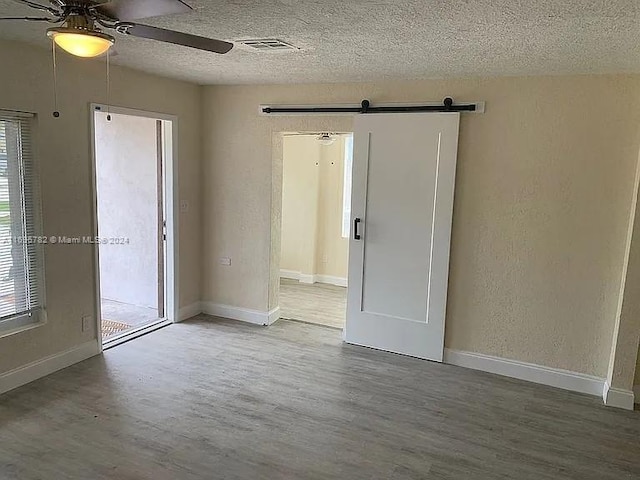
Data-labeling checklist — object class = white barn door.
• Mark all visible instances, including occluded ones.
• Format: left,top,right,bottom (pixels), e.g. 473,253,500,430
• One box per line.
345,113,460,362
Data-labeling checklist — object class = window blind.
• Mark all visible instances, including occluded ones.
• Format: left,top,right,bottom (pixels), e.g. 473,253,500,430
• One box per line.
0,111,44,330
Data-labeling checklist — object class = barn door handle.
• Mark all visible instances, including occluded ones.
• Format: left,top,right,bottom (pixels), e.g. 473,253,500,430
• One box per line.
353,217,361,240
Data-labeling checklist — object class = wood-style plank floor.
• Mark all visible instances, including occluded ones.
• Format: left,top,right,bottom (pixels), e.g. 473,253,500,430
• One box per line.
0,316,638,479
279,278,346,328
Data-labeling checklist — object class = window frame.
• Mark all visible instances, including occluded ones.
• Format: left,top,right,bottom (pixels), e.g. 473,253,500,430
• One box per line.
341,134,354,239
0,110,46,337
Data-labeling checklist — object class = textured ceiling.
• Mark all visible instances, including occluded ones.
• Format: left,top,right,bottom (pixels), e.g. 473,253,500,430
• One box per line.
1,0,640,85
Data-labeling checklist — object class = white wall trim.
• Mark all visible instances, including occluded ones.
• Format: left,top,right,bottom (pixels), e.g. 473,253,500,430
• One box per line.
280,269,347,287
267,306,281,325
178,302,203,322
316,275,348,287
202,302,280,326
90,104,180,351
0,340,100,396
444,348,605,397
634,385,640,404
603,382,635,410
280,269,301,281
281,269,316,284
299,273,316,284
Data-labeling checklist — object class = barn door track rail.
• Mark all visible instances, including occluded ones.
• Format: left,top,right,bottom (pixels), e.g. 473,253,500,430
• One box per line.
260,97,485,116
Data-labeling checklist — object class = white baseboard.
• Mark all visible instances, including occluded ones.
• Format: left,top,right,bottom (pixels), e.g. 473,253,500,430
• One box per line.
202,302,280,326
299,273,316,284
0,340,100,396
280,269,347,287
280,269,315,284
634,385,640,404
444,348,605,397
603,382,635,410
178,301,203,322
267,307,281,325
315,275,348,287
279,269,301,281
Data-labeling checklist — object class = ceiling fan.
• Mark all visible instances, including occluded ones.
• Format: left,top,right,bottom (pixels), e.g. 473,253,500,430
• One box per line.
0,0,233,58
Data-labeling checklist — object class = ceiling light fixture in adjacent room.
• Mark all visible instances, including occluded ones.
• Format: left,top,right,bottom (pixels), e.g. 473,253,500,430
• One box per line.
317,133,336,146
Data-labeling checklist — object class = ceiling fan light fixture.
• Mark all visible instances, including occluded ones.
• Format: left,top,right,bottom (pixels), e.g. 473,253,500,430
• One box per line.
47,28,115,58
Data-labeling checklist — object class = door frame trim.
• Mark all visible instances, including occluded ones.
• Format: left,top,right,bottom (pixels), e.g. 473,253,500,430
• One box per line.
89,103,179,353
270,130,354,325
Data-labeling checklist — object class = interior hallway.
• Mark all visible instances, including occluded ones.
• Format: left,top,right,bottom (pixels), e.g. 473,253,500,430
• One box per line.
279,278,346,329
0,317,637,479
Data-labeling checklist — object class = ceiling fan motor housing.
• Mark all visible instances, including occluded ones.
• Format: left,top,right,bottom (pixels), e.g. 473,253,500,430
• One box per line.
47,7,114,38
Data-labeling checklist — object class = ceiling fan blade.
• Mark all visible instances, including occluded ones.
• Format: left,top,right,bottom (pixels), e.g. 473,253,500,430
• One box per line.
123,24,233,54
0,16,58,21
11,0,61,16
96,0,192,21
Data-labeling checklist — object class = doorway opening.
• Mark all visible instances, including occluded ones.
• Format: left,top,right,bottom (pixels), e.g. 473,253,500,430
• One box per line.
91,106,177,347
277,132,354,329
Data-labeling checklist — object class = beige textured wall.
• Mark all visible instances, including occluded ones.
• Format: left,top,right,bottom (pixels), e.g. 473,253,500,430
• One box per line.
280,135,349,279
202,75,640,377
316,136,349,279
280,135,320,276
0,40,202,374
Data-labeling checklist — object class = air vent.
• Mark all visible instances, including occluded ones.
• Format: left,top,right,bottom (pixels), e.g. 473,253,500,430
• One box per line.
237,39,299,51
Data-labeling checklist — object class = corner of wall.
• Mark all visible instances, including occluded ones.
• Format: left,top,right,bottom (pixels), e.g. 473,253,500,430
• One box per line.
196,84,207,308
603,381,635,410
606,143,640,393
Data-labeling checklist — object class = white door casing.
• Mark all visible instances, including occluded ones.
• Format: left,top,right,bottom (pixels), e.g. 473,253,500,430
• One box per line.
345,113,460,362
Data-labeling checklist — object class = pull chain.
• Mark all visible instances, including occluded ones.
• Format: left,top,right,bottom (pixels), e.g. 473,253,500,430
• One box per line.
52,42,60,118
106,49,111,121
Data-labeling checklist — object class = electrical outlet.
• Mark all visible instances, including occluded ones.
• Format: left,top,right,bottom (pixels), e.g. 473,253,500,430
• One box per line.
322,254,328,264
82,315,93,332
219,257,231,266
